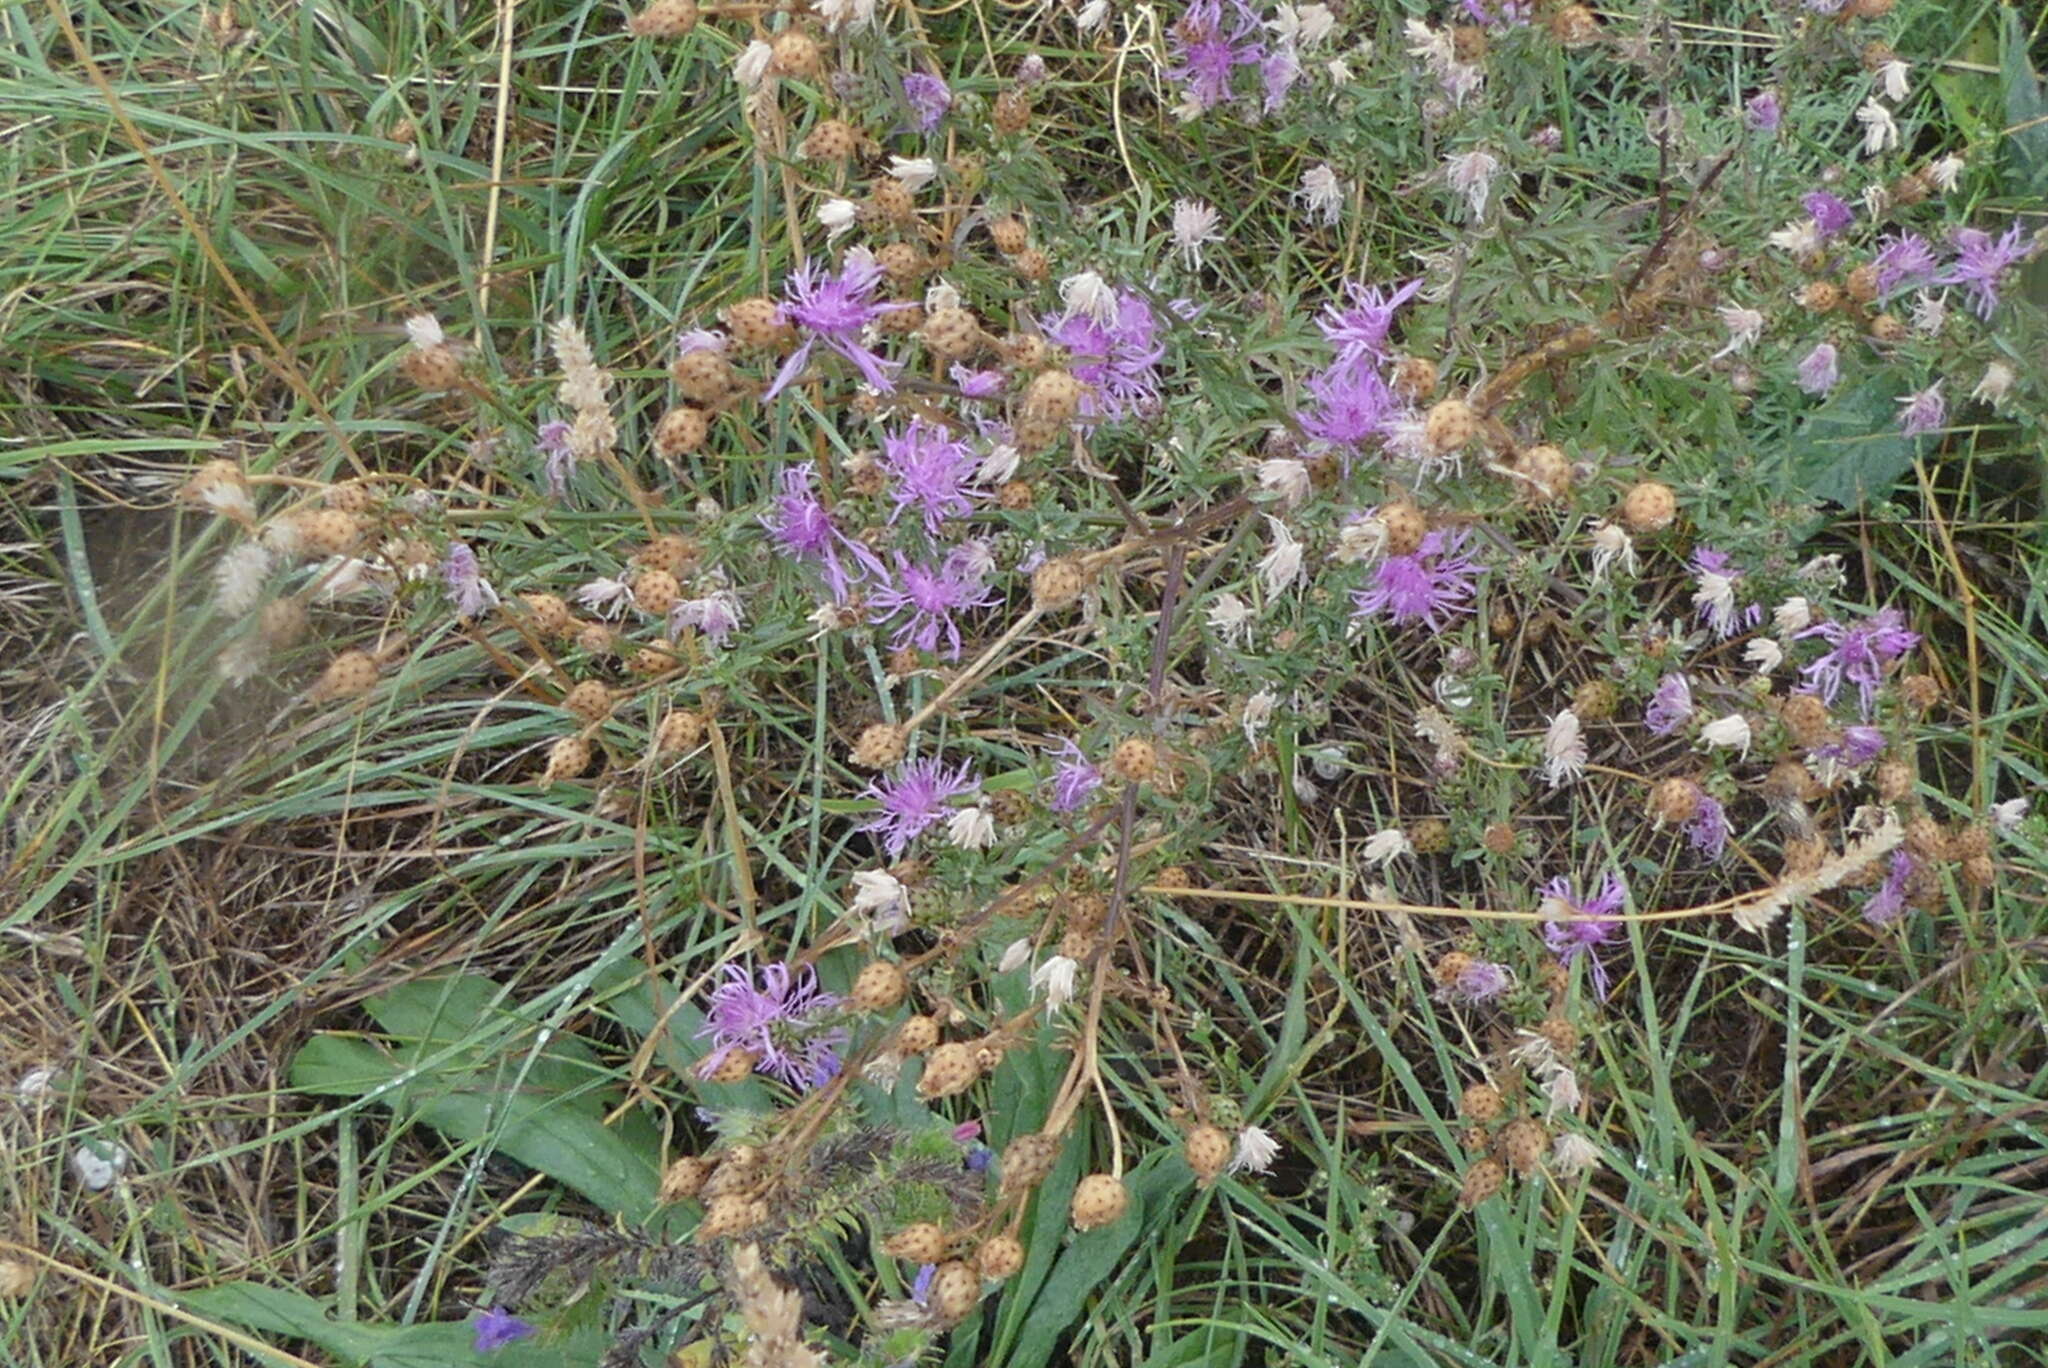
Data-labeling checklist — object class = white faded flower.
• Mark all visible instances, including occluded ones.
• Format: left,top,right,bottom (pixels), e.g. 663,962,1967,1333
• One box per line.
1798,553,1846,592
1971,360,2015,407
1076,0,1110,34
1543,709,1587,789
947,802,995,851
1692,564,1740,637
1445,148,1500,219
1325,55,1354,84
1258,516,1304,595
1927,153,1965,194
1909,290,1947,335
733,39,774,88
1773,596,1813,635
887,156,938,192
1700,713,1753,759
976,442,1021,485
577,576,634,618
1228,1125,1281,1175
815,0,877,30
1058,269,1118,324
816,197,859,238
1990,798,2029,833
1334,514,1388,564
1208,591,1254,646
71,1141,129,1192
1745,639,1785,675
1551,1132,1601,1178
1768,219,1822,257
1712,305,1764,359
1878,59,1910,103
1404,18,1452,69
1031,955,1080,1014
1861,182,1893,218
16,1067,57,1105
1294,2,1336,46
1856,99,1899,156
924,279,961,314
850,868,910,933
1363,827,1413,869
213,542,275,618
1588,520,1638,583
998,937,1033,973
403,313,445,349
1242,686,1279,745
1170,198,1223,269
311,556,393,603
1543,1065,1582,1117
1257,456,1312,506
1297,163,1345,226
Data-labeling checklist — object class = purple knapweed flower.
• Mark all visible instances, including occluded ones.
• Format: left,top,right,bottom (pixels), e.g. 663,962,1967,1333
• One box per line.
1862,850,1915,926
1873,232,1938,297
472,1307,535,1353
1351,530,1481,631
1298,359,1396,454
1796,606,1919,715
764,465,868,601
1168,0,1265,112
764,253,905,400
442,542,499,618
1047,736,1102,812
537,419,575,497
1645,672,1694,736
864,755,980,858
1896,381,1945,438
1744,90,1782,133
901,72,952,131
1259,44,1300,113
671,587,745,645
866,546,997,659
1042,289,1172,419
881,419,983,532
1684,795,1731,861
1938,223,2028,320
1440,958,1512,1004
1317,278,1423,366
1803,191,1854,241
1796,342,1840,396
1540,873,1626,998
1461,0,1531,24
696,962,846,1091
950,364,1006,399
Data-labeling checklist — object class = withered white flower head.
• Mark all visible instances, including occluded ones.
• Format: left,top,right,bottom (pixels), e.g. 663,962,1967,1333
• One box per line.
213,542,275,618
1543,709,1587,790
1058,269,1118,324
1297,163,1345,226
1170,199,1223,270
1712,305,1763,359
1363,827,1413,869
1075,0,1109,34
850,868,910,934
733,39,774,88
886,155,937,191
1031,955,1080,1015
1257,516,1305,596
577,576,633,619
1588,519,1637,583
1334,514,1388,565
1229,1125,1281,1175
1207,591,1254,647
1877,59,1910,103
998,937,1032,974
976,442,1021,485
1543,1065,1582,1118
1971,360,2015,407
816,197,858,238
1445,147,1500,220
924,279,961,313
1910,290,1947,335
1772,596,1813,635
1699,713,1753,759
946,802,995,851
1242,686,1279,745
1927,153,1965,194
1551,1132,1601,1178
1990,798,2029,833
1257,456,1312,507
403,313,445,349
1744,639,1784,675
1856,99,1899,157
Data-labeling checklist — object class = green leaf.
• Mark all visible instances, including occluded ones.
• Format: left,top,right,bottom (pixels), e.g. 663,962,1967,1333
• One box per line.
1778,376,1918,508
2000,6,2048,195
179,1282,607,1368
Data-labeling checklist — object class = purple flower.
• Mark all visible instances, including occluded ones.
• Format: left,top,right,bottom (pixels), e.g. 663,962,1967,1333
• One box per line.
1796,342,1840,396
1684,795,1730,861
1645,672,1694,736
950,364,1006,399
1803,192,1854,241
442,541,499,618
472,1307,535,1353
1351,530,1481,631
901,72,952,132
1041,289,1172,419
1317,279,1423,366
1440,959,1512,1004
1873,233,1938,297
1461,0,1531,23
1838,725,1887,767
671,587,745,645
764,465,868,601
1744,90,1782,133
696,962,846,1091
866,545,997,659
1797,607,1919,715
1897,381,1946,439
1938,224,2028,320
1168,0,1264,112
1299,359,1396,453
764,254,905,400
1862,850,1914,926
1259,44,1300,114
911,1263,938,1306
1047,736,1102,812
1540,873,1626,998
864,755,980,857
537,419,575,498
881,419,983,532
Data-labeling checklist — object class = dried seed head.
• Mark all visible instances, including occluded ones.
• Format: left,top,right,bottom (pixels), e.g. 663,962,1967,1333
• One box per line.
1023,368,1084,424
1391,356,1439,401
651,711,701,758
851,959,908,1012
1619,480,1677,534
1011,247,1050,282
1057,926,1098,961
1960,853,1995,888
1459,1157,1506,1208
696,1193,767,1241
1070,1173,1129,1230
896,1014,939,1054
1874,760,1914,803
631,569,680,617
0,1260,31,1298
1031,558,1094,614
659,1155,712,1202
723,297,792,351
1573,678,1617,722
629,646,674,677
868,177,915,225
1423,398,1480,454
1498,1117,1549,1176
801,118,857,161
1184,1124,1232,1186
875,241,926,286
1549,3,1599,43
1903,815,1948,861
1154,864,1193,890
997,479,1035,510
1459,1082,1504,1123
883,1222,948,1263
991,87,1032,135
1109,736,1157,784
1460,1125,1490,1153
1868,312,1907,342
1649,776,1703,825
877,300,926,335
543,735,593,785
1432,950,1474,989
1953,824,1991,861
988,215,1030,255
1779,693,1832,747
311,649,378,701
769,28,822,79
928,1260,980,1325
1516,444,1573,500
1899,673,1940,711
400,344,464,391
1782,837,1827,880
1798,281,1843,313
917,1041,980,1099
1536,1015,1579,1055
850,722,908,769
1000,1133,1062,1194
562,680,614,724
1482,821,1519,855
1845,263,1879,303
977,1235,1025,1279
670,347,738,403
1409,817,1450,854
1537,961,1569,996
295,509,365,558
702,1046,757,1084
520,592,575,636
922,306,983,360
1000,331,1049,370
575,621,617,656
258,597,308,648
1379,501,1428,556
627,0,698,37
1889,169,1928,205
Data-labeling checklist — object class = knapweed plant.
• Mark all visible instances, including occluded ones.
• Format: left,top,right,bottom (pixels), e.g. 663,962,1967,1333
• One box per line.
5,0,2046,1364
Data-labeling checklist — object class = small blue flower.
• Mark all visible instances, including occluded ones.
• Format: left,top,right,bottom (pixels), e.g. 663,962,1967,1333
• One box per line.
472,1306,535,1353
